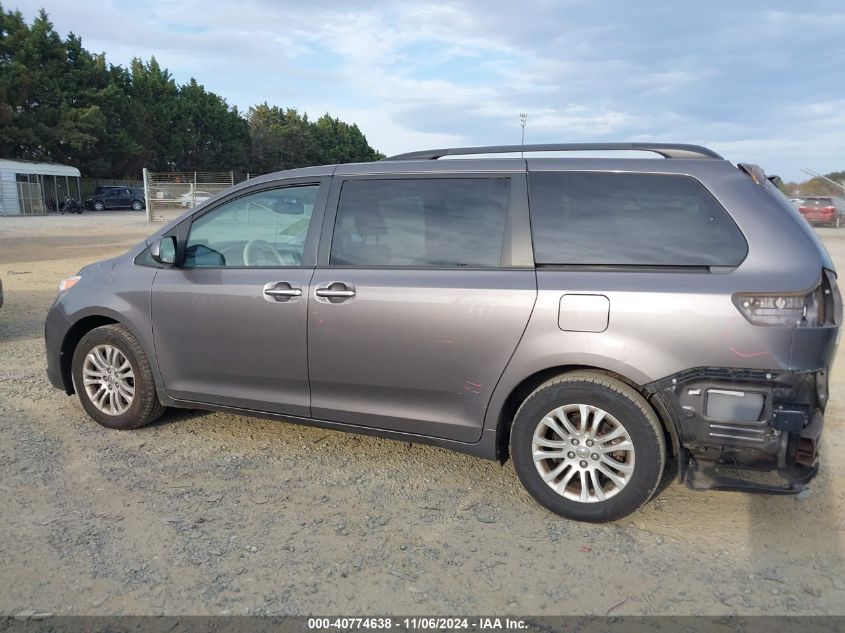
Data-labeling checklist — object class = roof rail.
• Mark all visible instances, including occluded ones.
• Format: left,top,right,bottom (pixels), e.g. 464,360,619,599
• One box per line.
386,143,723,161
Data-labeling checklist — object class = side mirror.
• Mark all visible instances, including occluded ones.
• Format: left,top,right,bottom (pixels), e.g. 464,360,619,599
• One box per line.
151,236,177,266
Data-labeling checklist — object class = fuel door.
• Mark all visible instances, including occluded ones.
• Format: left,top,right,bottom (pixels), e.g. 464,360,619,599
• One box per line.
558,294,610,333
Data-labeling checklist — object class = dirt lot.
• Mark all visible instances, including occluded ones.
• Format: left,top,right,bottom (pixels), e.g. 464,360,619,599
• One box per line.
0,211,843,616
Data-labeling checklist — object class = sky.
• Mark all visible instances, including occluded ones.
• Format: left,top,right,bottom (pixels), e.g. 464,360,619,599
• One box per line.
12,0,845,181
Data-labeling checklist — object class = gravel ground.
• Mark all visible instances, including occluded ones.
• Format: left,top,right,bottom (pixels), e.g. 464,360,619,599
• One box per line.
0,212,843,616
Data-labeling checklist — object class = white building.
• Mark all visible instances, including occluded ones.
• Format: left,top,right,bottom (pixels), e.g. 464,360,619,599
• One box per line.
0,159,82,215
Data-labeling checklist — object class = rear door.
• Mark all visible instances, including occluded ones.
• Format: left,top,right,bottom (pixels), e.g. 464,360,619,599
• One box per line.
151,177,329,415
307,171,536,442
104,189,122,208
117,188,133,208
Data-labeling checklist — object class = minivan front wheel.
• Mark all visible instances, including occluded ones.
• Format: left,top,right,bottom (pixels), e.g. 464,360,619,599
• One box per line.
510,372,665,522
71,324,165,429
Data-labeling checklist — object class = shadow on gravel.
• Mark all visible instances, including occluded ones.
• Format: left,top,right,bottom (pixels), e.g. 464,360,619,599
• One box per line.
146,408,210,427
654,453,680,498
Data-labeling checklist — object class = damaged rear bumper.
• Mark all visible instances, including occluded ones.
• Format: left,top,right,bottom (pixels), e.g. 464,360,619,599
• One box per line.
646,367,827,494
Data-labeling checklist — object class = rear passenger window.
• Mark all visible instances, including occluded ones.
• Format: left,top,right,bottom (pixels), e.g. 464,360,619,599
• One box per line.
331,178,510,268
528,172,747,267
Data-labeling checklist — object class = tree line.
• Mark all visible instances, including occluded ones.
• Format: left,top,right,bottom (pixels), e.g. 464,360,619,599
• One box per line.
781,172,845,198
0,7,384,178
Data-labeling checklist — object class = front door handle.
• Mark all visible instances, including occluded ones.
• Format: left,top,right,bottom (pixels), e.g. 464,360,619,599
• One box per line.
263,281,302,302
315,282,356,301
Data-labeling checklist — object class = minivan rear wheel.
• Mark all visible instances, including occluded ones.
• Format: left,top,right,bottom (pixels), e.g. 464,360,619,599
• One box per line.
510,371,665,522
71,324,165,429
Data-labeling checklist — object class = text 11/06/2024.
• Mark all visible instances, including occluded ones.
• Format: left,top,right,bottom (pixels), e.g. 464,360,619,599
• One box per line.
307,618,529,630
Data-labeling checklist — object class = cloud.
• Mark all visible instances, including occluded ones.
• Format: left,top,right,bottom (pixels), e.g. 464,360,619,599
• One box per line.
11,0,845,178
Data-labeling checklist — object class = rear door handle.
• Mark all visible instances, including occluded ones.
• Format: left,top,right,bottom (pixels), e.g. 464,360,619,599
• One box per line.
315,282,356,300
263,281,302,302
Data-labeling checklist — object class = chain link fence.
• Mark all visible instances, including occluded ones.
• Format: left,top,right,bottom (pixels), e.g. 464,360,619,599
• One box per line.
15,181,47,215
142,170,237,222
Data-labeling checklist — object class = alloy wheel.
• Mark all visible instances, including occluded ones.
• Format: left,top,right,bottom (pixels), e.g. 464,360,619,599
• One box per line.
82,344,135,416
532,403,636,503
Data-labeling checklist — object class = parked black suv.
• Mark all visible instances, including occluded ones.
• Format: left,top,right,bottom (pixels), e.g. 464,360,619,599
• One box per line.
86,187,146,211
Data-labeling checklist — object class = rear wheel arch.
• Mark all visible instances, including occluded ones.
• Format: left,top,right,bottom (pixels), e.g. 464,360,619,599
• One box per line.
494,365,677,463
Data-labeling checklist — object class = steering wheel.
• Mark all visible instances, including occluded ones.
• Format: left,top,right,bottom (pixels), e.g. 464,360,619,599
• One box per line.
243,239,287,266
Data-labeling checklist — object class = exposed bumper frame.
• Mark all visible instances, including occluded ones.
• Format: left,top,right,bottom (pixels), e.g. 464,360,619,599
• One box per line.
645,367,826,495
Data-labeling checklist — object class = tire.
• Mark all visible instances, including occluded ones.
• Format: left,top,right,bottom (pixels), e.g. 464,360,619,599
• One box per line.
131,200,143,211
71,324,165,430
93,201,105,211
510,371,666,522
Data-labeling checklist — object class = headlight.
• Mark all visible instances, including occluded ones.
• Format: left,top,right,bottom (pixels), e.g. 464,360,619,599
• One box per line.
58,275,81,293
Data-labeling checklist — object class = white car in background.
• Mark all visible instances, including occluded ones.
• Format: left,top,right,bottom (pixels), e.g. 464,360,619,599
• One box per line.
178,191,213,208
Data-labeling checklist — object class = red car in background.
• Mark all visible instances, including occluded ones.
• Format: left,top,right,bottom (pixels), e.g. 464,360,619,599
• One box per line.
799,196,845,228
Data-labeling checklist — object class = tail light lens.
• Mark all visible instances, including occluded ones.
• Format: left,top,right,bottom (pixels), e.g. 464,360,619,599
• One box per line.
735,269,841,327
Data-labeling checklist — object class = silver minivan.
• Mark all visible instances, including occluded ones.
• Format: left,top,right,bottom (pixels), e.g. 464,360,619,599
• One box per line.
45,143,841,522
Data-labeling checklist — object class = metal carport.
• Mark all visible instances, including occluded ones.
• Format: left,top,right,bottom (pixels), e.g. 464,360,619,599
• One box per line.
0,159,82,215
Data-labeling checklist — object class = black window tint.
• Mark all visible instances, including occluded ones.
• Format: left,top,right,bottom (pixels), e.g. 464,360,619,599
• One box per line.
331,178,510,267
528,172,747,267
134,245,156,267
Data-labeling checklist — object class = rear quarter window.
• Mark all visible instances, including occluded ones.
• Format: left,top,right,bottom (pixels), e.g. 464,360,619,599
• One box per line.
528,172,748,267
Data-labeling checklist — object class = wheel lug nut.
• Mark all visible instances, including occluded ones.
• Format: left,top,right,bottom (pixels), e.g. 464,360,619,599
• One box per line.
579,460,588,468
571,439,579,446
586,440,594,447
591,453,599,461
567,451,575,459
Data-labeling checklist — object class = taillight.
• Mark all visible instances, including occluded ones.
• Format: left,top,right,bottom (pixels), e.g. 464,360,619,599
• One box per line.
821,268,843,325
735,270,841,327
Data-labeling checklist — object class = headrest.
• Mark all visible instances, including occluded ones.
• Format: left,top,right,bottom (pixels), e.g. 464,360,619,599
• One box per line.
353,206,387,236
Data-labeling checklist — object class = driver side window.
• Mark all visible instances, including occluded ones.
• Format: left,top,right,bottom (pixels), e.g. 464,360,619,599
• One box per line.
184,185,318,268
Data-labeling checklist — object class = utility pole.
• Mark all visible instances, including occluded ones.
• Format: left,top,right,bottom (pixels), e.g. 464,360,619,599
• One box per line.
519,113,528,157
